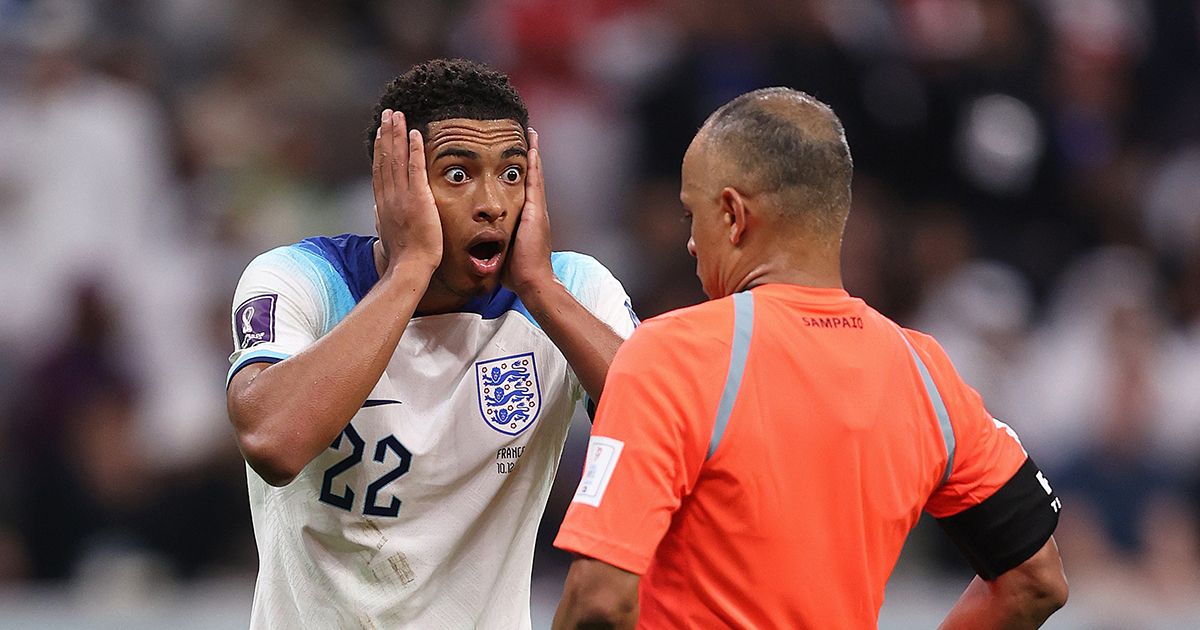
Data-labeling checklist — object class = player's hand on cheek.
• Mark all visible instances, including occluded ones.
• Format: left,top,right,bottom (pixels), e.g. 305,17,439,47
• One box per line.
373,109,442,274
504,128,555,295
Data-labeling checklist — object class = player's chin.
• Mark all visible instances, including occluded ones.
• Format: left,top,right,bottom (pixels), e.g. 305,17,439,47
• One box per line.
454,264,502,297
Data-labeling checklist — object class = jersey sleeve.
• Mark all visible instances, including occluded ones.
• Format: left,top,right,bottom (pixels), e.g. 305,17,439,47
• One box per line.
227,247,328,386
913,333,1061,579
553,308,728,574
549,252,640,403
551,251,638,337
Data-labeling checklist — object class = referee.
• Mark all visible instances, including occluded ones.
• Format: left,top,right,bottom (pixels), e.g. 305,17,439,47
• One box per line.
552,88,1067,629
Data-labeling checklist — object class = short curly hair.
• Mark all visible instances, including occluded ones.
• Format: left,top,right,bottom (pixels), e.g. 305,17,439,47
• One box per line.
365,58,529,160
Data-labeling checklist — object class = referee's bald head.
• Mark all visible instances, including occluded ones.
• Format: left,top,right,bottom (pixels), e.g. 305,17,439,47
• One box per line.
695,88,853,240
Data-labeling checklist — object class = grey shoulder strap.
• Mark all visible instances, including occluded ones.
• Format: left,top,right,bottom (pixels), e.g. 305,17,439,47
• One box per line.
707,291,755,460
896,329,957,484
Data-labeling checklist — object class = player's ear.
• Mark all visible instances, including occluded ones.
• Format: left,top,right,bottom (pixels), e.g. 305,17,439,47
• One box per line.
719,187,749,246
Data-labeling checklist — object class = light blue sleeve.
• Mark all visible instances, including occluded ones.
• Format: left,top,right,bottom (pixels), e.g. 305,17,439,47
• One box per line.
550,252,639,406
551,251,639,339
227,245,355,386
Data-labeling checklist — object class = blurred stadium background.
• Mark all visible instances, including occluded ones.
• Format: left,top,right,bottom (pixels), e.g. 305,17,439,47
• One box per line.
0,0,1198,627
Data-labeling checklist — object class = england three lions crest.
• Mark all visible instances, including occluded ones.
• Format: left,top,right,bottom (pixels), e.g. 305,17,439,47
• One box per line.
476,352,542,436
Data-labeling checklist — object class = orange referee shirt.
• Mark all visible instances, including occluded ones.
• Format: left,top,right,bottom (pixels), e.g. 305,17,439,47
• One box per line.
554,284,1034,628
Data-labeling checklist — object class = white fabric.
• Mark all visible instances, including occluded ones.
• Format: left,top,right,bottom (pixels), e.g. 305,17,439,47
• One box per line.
229,241,634,629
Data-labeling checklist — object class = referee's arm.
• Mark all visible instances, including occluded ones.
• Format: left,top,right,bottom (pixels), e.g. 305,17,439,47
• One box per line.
931,452,1068,629
553,556,639,630
940,536,1068,630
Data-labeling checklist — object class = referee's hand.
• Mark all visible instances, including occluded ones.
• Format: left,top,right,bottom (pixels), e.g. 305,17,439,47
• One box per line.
372,108,442,273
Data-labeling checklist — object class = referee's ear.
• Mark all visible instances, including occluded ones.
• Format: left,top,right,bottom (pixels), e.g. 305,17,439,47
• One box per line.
719,186,750,247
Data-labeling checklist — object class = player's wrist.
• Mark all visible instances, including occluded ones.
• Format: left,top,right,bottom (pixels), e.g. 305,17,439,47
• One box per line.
382,246,440,274
508,270,560,302
378,257,437,294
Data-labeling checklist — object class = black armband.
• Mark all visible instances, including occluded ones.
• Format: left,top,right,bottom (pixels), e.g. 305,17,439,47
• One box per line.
936,457,1060,580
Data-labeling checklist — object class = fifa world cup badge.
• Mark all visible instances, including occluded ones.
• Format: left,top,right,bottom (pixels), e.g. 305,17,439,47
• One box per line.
475,352,542,436
235,294,277,349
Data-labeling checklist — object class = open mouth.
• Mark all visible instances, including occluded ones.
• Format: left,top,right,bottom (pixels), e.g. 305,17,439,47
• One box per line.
466,237,505,276
468,241,503,261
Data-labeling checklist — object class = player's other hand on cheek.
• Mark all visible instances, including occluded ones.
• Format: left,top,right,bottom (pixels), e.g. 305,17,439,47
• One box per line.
373,108,442,274
504,128,556,297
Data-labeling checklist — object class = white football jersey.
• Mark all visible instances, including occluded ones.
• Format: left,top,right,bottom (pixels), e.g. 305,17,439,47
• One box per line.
228,234,637,629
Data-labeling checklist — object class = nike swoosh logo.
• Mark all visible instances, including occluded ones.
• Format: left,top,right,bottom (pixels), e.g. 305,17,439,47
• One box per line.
362,399,403,408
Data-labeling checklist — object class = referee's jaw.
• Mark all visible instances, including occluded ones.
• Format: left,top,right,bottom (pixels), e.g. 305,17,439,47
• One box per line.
681,140,728,300
687,219,725,300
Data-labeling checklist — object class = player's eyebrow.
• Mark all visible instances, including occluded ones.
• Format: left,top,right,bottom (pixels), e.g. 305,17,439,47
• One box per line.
433,147,479,162
501,146,528,159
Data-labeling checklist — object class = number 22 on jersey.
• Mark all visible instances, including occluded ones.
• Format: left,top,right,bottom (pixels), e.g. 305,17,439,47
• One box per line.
318,424,413,518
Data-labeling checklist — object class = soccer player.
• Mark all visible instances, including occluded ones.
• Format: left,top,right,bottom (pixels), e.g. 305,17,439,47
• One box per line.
225,59,636,628
552,88,1068,629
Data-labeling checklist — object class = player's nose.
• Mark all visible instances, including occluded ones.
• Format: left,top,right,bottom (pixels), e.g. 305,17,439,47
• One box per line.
474,179,506,223
687,236,697,258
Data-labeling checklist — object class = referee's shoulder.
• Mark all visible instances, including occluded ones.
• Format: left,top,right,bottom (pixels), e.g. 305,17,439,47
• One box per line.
631,296,737,346
894,323,959,375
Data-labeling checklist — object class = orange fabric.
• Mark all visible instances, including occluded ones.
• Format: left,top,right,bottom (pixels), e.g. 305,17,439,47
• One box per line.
554,284,1029,628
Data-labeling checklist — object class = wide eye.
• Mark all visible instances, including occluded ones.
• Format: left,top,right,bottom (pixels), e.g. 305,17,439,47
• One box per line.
501,165,523,184
445,167,468,184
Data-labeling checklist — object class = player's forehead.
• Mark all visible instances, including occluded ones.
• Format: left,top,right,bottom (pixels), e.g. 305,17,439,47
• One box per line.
426,118,526,154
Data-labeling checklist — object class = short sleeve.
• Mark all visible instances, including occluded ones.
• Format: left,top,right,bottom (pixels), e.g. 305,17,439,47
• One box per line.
227,247,332,386
921,347,1030,518
912,333,1060,579
553,309,729,574
550,252,640,403
551,251,639,338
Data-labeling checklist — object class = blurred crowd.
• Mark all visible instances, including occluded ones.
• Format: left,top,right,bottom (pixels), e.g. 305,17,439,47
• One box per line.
0,0,1198,624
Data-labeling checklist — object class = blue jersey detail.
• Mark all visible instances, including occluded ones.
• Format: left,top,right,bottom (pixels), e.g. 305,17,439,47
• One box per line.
510,295,536,326
415,251,611,325
623,298,640,327
227,348,290,387
279,246,357,334
454,286,522,319
295,233,525,322
285,237,611,329
297,234,380,304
